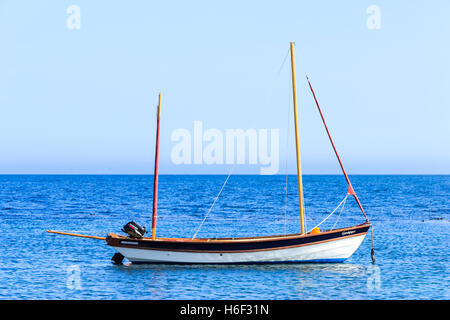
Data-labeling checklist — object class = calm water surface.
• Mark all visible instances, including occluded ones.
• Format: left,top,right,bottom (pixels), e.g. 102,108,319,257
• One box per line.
0,175,448,299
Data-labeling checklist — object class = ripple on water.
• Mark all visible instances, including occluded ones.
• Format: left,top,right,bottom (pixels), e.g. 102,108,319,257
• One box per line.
0,174,448,299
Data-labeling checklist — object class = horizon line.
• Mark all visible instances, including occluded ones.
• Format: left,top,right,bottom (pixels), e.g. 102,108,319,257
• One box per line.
0,173,448,176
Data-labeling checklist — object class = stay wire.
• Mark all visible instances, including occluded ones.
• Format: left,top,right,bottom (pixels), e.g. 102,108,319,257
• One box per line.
283,58,292,235
331,195,347,230
192,165,234,239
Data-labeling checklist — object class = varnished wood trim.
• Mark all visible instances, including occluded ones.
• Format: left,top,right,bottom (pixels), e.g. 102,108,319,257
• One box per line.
108,228,368,254
108,223,370,244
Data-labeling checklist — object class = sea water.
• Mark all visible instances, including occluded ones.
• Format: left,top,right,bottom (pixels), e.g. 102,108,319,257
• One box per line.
0,175,448,299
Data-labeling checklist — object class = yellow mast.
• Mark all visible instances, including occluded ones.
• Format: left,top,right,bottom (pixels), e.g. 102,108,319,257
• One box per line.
290,42,306,235
151,93,162,240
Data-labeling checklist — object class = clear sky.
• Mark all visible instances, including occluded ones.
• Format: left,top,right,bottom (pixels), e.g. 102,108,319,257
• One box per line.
1,0,449,174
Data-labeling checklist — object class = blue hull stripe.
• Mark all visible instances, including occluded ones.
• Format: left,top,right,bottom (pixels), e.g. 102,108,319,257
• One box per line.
130,258,346,265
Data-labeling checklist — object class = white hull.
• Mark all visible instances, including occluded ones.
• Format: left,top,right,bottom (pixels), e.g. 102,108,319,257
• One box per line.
111,233,367,264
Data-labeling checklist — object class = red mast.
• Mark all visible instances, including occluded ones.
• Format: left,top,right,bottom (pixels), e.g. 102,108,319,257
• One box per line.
152,93,162,240
306,76,368,221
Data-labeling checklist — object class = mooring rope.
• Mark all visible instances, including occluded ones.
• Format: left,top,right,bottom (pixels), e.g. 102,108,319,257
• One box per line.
192,166,234,239
370,226,375,264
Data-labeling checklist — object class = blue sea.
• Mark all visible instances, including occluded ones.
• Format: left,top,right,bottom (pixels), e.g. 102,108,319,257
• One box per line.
0,175,448,300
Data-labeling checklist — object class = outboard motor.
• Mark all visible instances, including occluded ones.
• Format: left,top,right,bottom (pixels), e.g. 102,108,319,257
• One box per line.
121,221,146,239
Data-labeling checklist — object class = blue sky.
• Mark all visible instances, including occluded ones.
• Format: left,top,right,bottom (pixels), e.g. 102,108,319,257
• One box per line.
1,0,449,174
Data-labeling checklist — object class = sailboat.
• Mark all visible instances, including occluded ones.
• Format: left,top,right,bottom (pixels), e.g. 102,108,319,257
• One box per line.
47,43,374,264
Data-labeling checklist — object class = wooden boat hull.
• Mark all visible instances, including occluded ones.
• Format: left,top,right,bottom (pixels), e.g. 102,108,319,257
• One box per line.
106,223,370,264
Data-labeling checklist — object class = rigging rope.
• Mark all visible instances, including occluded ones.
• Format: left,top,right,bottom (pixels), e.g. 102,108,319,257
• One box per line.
283,61,292,235
308,195,348,232
261,47,291,116
284,176,288,235
331,195,347,230
306,75,375,263
192,166,234,239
